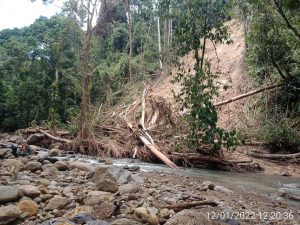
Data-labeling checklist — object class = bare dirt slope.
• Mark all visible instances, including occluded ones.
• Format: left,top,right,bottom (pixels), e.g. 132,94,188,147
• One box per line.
152,20,254,131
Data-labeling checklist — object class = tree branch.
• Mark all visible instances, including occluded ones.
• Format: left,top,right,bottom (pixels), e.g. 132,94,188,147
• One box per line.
273,0,300,40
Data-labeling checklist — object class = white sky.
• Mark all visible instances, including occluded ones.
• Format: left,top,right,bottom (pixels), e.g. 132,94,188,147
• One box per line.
0,0,65,31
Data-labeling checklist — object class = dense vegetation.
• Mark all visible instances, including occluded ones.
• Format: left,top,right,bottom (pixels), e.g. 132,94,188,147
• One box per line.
0,0,299,153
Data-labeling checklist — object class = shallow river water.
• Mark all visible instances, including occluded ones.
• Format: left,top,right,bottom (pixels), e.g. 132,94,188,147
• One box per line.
54,155,300,207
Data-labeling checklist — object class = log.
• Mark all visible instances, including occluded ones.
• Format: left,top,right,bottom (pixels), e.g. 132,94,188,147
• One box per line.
139,135,177,169
248,152,300,159
215,83,282,107
154,201,218,210
37,128,71,144
124,120,177,169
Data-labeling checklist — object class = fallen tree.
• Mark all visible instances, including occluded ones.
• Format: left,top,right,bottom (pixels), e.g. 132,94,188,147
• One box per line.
36,128,71,144
247,151,300,159
215,83,282,107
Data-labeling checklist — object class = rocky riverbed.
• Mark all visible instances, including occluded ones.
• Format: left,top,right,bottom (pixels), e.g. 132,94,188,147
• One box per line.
0,148,299,225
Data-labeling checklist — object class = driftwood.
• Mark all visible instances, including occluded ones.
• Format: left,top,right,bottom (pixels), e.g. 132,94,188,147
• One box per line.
25,128,70,135
215,83,282,107
36,128,71,144
247,151,300,159
228,159,253,164
125,120,177,169
154,201,218,211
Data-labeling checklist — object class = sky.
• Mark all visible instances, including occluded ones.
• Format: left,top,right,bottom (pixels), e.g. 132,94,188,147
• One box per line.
0,0,65,31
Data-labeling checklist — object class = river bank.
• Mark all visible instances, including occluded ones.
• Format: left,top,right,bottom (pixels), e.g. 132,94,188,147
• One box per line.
0,151,300,225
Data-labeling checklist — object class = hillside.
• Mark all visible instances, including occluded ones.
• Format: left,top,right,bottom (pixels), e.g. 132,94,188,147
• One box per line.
152,20,253,131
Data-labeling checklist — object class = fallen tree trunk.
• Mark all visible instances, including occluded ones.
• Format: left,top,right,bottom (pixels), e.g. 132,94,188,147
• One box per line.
154,200,218,211
125,120,177,169
248,151,300,159
215,83,282,107
37,128,71,144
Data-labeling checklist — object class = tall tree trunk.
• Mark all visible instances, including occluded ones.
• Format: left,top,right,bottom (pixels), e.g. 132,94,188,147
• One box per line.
163,18,168,51
80,28,93,140
157,16,163,69
127,0,132,80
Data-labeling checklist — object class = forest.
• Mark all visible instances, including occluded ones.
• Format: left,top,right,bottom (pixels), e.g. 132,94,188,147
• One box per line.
0,0,299,224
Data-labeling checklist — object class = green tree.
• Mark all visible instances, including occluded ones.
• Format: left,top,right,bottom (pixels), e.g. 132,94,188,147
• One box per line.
172,0,238,155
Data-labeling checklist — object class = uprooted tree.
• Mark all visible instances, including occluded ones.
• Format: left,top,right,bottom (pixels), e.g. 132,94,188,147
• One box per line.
172,0,239,156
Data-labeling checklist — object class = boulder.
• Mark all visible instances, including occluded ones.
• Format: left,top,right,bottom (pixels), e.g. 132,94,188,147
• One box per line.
42,165,60,176
18,185,41,198
0,148,14,159
93,166,132,185
0,205,22,225
110,218,142,225
26,133,44,145
83,191,114,206
45,196,70,211
22,161,42,172
201,181,215,191
164,210,223,225
93,201,116,219
9,135,21,143
63,205,95,219
17,199,39,216
70,213,96,224
49,148,60,157
159,208,171,219
0,148,9,158
69,162,93,172
2,159,24,169
39,179,51,186
134,207,159,225
119,183,140,195
0,186,19,203
96,179,118,193
54,161,69,171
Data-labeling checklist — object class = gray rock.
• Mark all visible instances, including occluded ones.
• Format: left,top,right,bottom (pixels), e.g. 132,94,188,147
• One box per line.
27,133,44,145
214,185,233,193
42,165,60,176
22,161,42,172
96,179,118,193
128,165,140,171
2,159,24,169
0,148,8,157
93,166,132,185
164,209,222,225
45,196,70,211
70,162,93,172
201,181,215,190
0,148,14,159
70,213,96,223
119,183,140,195
18,185,41,198
110,218,142,225
54,161,69,171
9,135,20,143
93,201,116,219
42,218,76,225
0,186,19,203
0,205,22,225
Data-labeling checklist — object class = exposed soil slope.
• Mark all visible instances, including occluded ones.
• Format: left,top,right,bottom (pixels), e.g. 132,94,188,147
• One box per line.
152,20,254,131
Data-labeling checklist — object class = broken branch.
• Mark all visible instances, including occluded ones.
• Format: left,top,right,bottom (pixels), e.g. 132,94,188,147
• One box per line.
154,200,218,211
37,128,71,144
